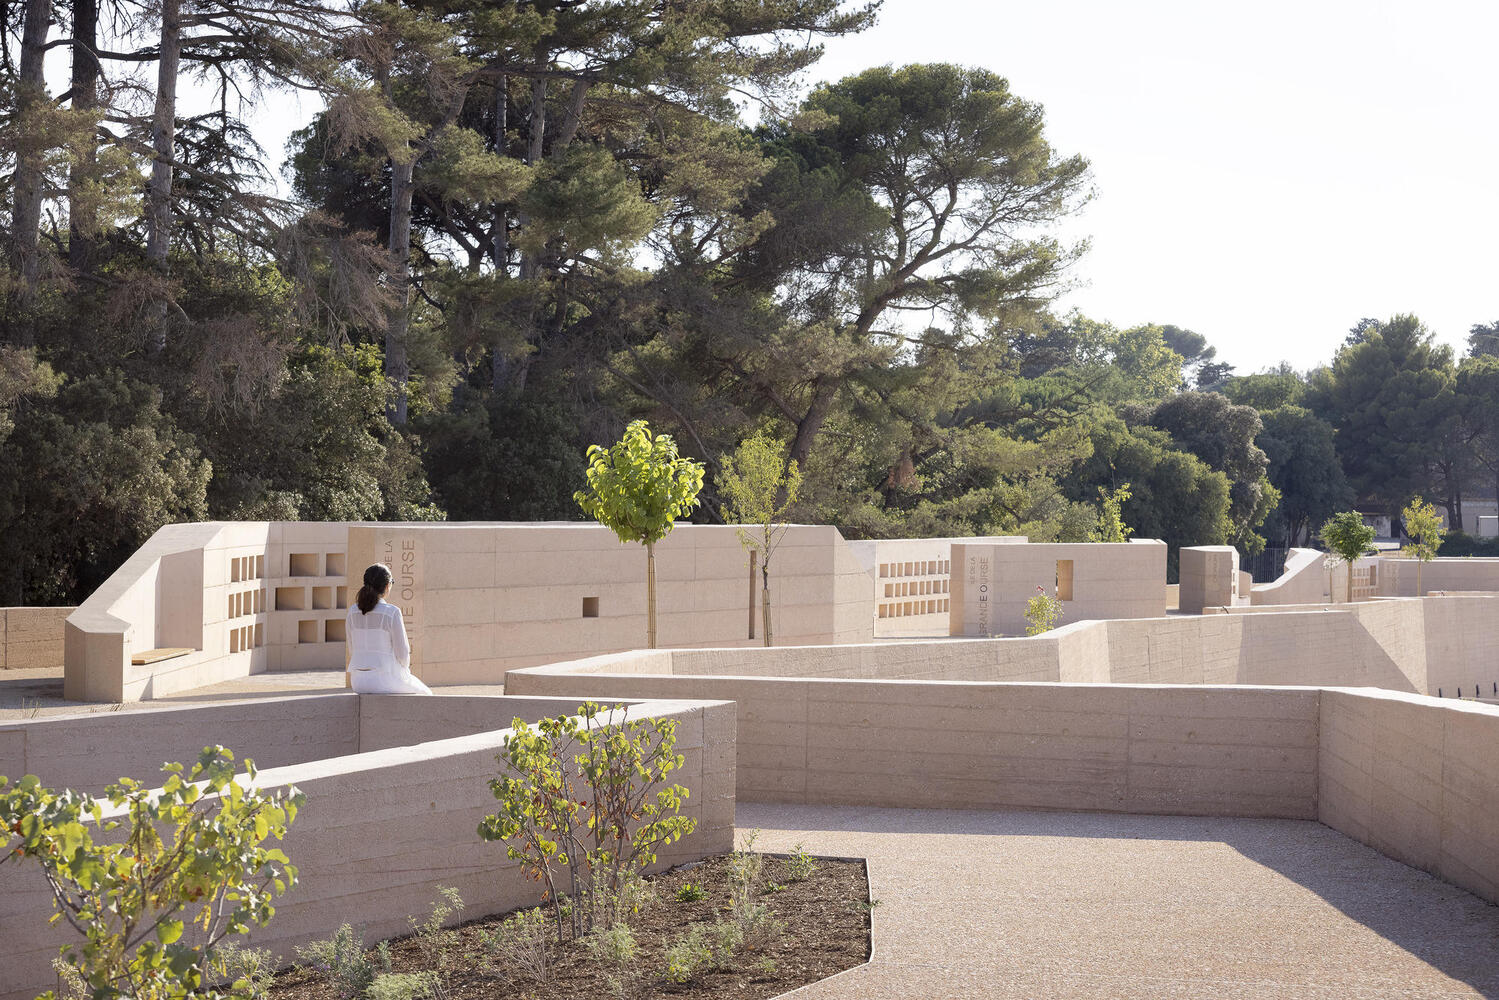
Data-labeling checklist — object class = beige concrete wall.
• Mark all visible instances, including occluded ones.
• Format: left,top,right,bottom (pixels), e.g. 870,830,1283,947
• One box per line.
1250,548,1327,605
1319,688,1499,904
0,606,72,670
950,539,1167,636
345,523,875,685
1179,546,1239,613
848,536,1024,638
68,520,877,700
1374,557,1499,597
510,593,1499,701
0,698,736,1000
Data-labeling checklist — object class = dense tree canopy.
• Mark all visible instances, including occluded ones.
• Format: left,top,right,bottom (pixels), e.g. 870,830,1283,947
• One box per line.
0,0,1492,602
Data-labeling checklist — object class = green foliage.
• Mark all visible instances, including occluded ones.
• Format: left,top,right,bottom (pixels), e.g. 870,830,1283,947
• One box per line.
367,972,439,1000
1024,587,1064,636
1439,532,1499,558
478,703,696,942
1093,483,1132,542
1320,512,1376,566
675,882,709,903
210,943,276,1000
408,886,464,992
718,432,802,645
575,420,705,547
584,922,638,966
295,923,384,1000
663,925,720,983
0,746,302,1000
1256,405,1353,548
1400,496,1445,596
783,843,818,883
479,907,549,985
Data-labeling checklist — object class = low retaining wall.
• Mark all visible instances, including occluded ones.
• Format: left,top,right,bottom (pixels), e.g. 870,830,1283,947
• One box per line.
0,697,736,1000
509,654,1499,907
1375,557,1499,597
0,606,72,670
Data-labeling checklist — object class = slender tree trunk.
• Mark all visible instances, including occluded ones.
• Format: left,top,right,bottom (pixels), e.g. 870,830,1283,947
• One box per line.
386,156,415,425
761,557,772,647
68,0,99,272
787,378,839,477
144,0,181,354
11,0,53,308
1416,560,1423,598
490,75,514,390
645,540,657,649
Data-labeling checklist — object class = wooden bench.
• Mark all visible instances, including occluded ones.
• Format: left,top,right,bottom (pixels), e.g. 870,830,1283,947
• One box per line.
130,647,194,666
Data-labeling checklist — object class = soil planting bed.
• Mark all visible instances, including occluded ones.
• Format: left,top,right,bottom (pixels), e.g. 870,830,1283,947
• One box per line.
271,852,870,1000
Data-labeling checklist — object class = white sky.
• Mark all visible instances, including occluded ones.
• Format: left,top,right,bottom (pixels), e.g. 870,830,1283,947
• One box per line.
238,0,1499,375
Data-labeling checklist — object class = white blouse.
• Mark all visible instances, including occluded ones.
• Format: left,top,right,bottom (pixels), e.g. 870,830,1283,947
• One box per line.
347,599,411,669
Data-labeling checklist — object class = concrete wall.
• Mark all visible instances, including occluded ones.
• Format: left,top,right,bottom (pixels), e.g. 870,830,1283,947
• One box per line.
1375,557,1499,597
1250,548,1327,605
343,523,875,685
848,536,1024,638
0,606,72,670
0,697,736,1000
1320,688,1499,905
67,521,879,700
950,539,1167,637
1179,546,1240,613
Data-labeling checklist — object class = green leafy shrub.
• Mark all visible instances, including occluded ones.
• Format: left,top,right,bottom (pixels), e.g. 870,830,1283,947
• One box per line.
783,843,818,883
211,942,277,1000
0,746,302,1000
480,908,550,985
1024,586,1064,635
1319,511,1376,602
408,885,464,987
585,922,638,965
1400,496,1446,595
367,971,439,1000
663,926,714,984
675,882,709,903
1439,531,1499,557
295,924,384,1000
478,702,696,941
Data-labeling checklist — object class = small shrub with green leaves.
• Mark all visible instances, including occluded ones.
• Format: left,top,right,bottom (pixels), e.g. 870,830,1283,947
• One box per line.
1400,496,1446,595
367,971,439,1000
211,942,277,1000
0,745,302,1000
295,924,383,1000
585,922,638,966
675,882,709,903
783,843,818,883
662,925,715,984
480,908,550,985
409,885,464,985
1024,586,1064,635
1320,511,1377,602
478,702,697,941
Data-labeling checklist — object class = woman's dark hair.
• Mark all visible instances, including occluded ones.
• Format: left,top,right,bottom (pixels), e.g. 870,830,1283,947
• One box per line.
357,563,392,614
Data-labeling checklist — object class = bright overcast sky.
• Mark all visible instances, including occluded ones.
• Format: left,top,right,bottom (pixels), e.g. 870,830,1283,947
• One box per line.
243,0,1499,375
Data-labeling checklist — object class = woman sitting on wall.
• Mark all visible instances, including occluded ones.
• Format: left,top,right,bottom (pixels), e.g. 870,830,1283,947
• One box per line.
347,564,433,695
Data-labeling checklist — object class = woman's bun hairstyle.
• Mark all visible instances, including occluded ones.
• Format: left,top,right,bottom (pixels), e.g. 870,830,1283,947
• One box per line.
357,563,393,614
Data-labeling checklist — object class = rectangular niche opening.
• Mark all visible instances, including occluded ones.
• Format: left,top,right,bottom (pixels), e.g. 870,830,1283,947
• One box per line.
289,552,320,577
324,618,346,643
582,596,600,618
228,593,237,618
231,559,242,583
1056,560,1075,602
326,552,347,577
254,555,264,579
297,619,319,644
230,629,241,654
312,586,333,610
253,623,263,648
254,589,264,613
275,586,306,611
335,586,348,609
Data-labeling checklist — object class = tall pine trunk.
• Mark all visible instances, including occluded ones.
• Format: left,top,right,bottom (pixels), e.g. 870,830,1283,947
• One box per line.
144,0,181,354
68,0,99,271
386,156,414,425
11,0,53,308
490,75,514,390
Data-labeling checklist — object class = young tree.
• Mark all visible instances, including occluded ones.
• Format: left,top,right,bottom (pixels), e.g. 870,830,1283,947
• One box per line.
0,746,303,999
1319,511,1376,604
717,432,802,647
1092,483,1131,543
574,420,703,648
1399,496,1445,597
